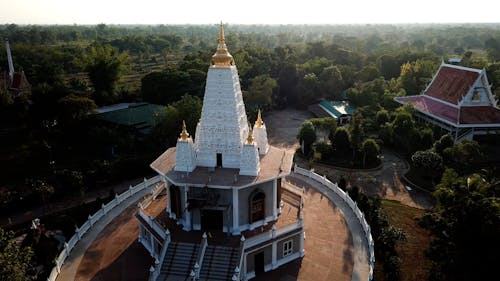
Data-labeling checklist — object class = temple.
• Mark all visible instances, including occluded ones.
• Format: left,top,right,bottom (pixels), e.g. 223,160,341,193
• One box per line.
0,40,31,97
395,62,500,141
137,23,304,281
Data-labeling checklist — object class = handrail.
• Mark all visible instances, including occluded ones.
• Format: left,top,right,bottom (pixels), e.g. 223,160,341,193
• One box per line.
294,164,375,281
46,175,161,281
149,228,171,281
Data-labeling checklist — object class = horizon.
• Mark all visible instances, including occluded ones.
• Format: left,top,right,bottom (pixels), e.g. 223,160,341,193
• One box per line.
1,0,499,25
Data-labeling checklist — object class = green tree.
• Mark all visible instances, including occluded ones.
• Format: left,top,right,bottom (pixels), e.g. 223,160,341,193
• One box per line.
411,149,443,180
0,228,35,281
350,111,364,159
433,134,454,156
332,127,351,155
297,121,316,155
361,138,381,167
375,109,390,127
420,169,500,281
57,94,97,122
80,43,129,105
244,74,278,109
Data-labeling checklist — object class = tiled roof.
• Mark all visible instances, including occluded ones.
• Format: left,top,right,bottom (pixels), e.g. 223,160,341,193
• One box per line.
396,95,459,124
460,106,500,124
395,95,500,125
150,145,294,187
425,65,480,104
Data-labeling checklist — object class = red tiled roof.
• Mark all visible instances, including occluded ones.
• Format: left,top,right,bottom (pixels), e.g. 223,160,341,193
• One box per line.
396,95,500,125
396,95,459,124
460,106,500,124
425,65,480,104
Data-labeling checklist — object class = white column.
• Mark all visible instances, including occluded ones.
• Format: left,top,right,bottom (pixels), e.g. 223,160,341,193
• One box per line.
166,182,171,215
272,179,278,219
232,187,240,234
272,241,277,269
183,186,192,231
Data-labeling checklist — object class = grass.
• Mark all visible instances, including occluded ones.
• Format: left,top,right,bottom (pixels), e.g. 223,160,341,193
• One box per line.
381,199,431,281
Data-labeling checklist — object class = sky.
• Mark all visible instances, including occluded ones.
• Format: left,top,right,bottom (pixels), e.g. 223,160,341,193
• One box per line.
0,0,499,25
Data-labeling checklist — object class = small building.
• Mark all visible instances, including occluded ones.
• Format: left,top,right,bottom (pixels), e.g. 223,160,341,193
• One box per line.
308,100,355,125
137,24,304,281
95,102,165,135
395,62,500,142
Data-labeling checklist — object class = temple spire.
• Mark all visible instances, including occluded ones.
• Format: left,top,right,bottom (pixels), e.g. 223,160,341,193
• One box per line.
255,109,264,128
180,120,189,140
211,22,234,67
246,125,254,144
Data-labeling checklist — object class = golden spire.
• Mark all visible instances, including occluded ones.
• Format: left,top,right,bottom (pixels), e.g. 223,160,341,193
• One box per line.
255,109,264,128
211,22,234,67
246,125,254,144
180,120,189,140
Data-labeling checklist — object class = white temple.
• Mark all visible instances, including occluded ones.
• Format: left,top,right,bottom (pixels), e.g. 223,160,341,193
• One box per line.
140,23,303,281
176,23,266,176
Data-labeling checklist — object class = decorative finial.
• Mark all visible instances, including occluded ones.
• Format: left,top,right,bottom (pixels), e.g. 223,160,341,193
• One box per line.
255,109,264,128
180,120,189,140
211,22,234,67
246,124,254,144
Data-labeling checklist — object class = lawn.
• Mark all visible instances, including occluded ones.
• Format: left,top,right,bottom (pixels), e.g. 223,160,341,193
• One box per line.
381,199,431,281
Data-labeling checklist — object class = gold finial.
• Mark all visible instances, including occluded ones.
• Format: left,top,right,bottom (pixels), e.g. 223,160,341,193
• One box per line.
246,125,254,144
255,109,264,128
211,22,234,67
180,120,189,140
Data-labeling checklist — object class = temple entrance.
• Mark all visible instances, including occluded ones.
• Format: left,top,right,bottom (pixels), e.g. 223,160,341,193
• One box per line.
216,153,222,167
250,191,265,223
201,209,223,231
254,251,265,274
170,185,181,218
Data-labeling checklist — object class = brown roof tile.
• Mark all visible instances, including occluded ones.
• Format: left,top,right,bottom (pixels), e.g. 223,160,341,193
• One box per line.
425,65,479,104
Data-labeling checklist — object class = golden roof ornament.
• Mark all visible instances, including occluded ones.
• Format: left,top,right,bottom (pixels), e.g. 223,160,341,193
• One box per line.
255,109,264,128
180,120,189,140
246,125,254,144
211,22,234,67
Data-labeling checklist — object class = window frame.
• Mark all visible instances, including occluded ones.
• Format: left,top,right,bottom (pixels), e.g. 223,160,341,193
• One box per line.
282,239,293,257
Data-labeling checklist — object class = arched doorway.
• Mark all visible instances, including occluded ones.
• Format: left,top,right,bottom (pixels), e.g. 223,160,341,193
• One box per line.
249,191,265,223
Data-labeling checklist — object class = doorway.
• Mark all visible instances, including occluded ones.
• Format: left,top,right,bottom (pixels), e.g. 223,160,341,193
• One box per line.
201,209,223,231
254,251,265,274
216,153,222,167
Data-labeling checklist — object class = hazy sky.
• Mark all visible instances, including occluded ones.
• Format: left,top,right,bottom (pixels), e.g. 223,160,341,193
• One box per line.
0,0,499,25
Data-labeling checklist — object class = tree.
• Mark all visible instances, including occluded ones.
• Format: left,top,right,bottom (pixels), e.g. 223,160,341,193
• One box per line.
375,109,390,127
57,94,97,122
411,149,443,180
361,138,381,167
297,121,316,155
80,43,129,105
350,111,364,159
0,228,35,281
332,127,351,155
141,68,192,105
420,169,500,281
443,140,482,164
244,74,278,109
433,134,454,156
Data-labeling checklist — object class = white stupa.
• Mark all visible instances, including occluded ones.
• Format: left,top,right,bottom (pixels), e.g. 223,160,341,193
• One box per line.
174,23,267,176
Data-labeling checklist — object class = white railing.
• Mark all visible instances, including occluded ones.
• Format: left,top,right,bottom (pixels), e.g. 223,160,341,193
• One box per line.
294,164,375,281
148,228,171,281
46,175,161,281
244,219,303,250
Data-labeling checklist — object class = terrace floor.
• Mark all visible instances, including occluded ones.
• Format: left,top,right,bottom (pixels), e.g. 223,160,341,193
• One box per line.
74,179,354,281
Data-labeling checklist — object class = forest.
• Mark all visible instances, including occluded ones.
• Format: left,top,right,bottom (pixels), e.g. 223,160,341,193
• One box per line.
0,23,499,281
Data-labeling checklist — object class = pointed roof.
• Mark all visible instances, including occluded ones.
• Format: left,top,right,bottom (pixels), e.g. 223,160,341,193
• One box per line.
424,64,481,105
211,22,234,67
255,109,264,127
179,120,190,141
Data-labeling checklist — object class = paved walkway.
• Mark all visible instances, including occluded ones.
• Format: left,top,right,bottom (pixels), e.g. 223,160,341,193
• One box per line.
288,173,370,281
56,186,153,281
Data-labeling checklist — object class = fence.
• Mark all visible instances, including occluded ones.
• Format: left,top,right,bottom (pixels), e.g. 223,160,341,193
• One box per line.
46,175,161,281
294,164,375,281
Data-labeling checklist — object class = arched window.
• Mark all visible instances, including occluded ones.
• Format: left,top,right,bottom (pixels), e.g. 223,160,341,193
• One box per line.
249,191,265,223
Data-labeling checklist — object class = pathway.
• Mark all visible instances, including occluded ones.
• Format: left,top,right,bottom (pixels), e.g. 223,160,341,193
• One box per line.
55,186,153,281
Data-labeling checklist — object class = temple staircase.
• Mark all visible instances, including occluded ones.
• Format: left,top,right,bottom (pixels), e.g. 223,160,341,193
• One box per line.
198,245,240,281
159,242,199,281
